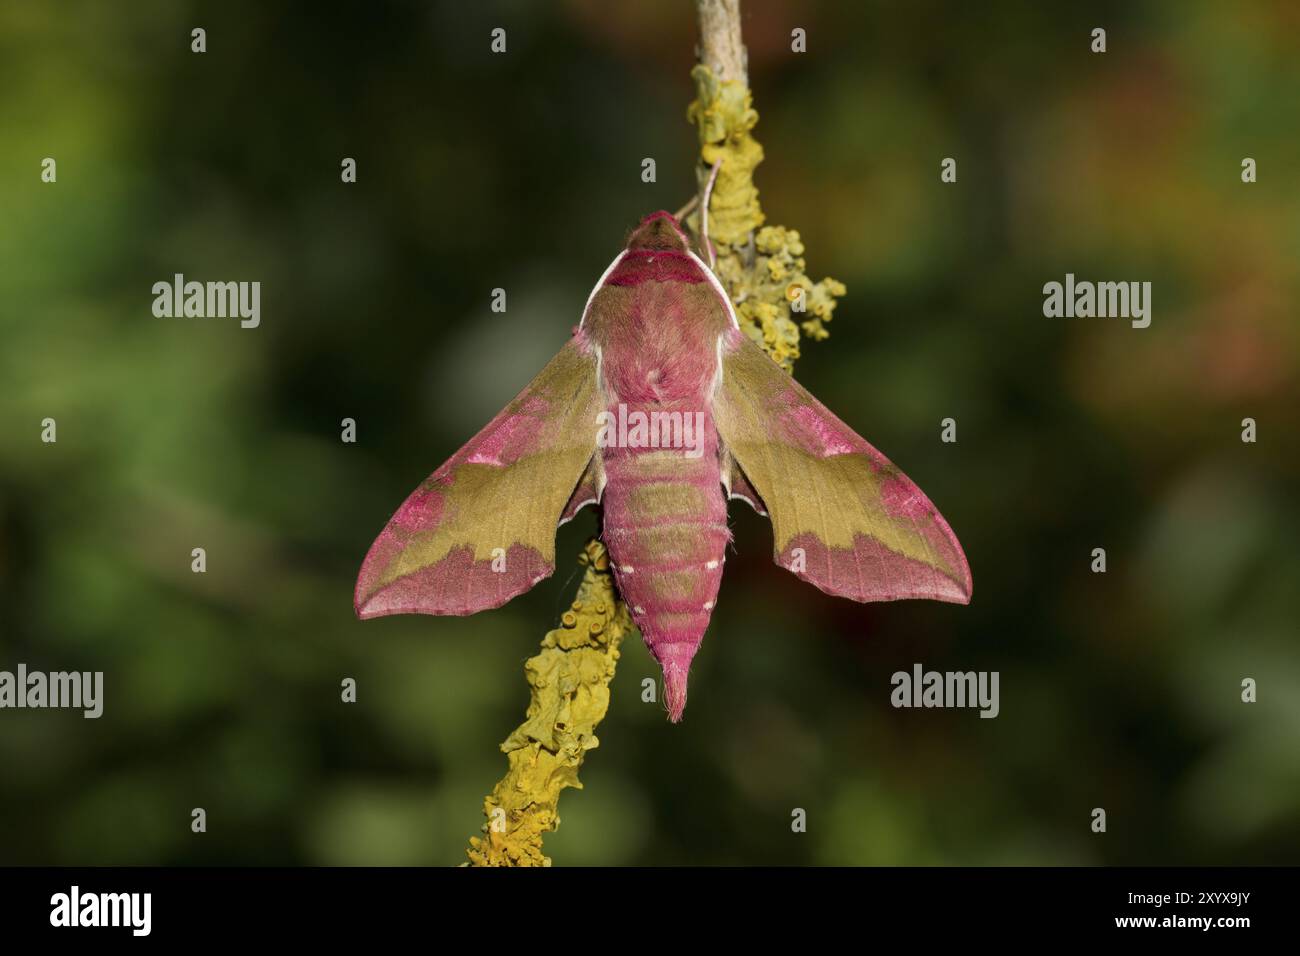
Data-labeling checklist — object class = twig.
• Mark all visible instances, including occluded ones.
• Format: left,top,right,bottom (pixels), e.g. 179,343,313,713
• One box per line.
696,0,748,84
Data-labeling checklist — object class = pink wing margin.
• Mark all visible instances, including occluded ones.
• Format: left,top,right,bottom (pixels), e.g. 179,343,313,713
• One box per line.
355,335,602,619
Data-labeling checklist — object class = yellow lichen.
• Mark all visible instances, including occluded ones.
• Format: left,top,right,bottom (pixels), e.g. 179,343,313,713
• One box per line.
685,65,846,373
465,539,634,867
686,64,764,244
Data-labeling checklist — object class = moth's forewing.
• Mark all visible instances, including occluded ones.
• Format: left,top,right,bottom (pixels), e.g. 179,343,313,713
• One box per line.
713,334,972,604
355,336,602,618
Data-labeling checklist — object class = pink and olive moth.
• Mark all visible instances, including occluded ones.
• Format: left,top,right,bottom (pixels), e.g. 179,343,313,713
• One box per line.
356,212,971,721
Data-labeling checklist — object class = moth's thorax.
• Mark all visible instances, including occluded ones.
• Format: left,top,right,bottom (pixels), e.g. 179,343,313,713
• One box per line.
611,212,700,285
607,249,704,287
588,280,725,404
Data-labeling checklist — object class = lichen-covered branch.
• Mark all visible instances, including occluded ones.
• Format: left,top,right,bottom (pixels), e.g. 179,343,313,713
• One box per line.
687,1,846,370
465,540,632,866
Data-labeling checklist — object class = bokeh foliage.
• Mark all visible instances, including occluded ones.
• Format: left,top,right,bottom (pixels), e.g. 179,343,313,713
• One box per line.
1,0,1297,865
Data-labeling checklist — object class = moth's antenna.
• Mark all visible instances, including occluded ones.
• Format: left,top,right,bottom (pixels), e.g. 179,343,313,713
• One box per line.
700,157,723,270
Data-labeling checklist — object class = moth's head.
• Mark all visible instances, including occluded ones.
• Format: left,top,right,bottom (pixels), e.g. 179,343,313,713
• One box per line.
626,210,691,253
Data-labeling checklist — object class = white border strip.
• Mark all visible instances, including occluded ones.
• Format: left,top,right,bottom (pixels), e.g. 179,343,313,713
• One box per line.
580,247,740,333
579,251,628,328
689,250,740,329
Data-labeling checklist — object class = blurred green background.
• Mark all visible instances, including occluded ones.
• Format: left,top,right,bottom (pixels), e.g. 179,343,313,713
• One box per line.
1,0,1297,866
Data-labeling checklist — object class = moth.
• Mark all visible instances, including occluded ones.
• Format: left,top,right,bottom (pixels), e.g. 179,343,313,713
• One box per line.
355,211,972,721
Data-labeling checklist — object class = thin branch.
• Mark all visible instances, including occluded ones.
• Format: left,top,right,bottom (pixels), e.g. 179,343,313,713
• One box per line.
696,0,748,84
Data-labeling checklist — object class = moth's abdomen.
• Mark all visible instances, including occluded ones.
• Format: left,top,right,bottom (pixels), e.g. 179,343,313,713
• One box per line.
600,408,727,722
